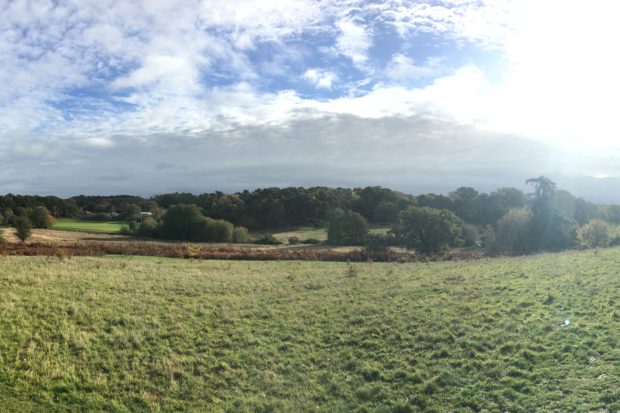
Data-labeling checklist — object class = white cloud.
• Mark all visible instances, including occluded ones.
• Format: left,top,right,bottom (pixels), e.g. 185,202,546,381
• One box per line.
382,0,515,48
302,69,337,89
385,54,446,81
336,19,371,66
81,138,114,148
111,55,201,96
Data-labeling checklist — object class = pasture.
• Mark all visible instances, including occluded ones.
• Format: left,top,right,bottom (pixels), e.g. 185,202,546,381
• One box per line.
0,249,619,411
52,219,125,233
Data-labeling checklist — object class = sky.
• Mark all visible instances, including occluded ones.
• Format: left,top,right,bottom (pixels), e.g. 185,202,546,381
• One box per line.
2,0,620,201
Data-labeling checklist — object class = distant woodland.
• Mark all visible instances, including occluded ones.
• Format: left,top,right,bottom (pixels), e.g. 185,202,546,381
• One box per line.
1,177,617,254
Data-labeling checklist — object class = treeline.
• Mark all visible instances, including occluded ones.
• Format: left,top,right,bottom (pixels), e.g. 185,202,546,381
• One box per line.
0,186,527,229
1,179,619,254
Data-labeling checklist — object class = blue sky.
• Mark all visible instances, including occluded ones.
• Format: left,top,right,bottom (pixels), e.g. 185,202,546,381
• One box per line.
2,0,620,200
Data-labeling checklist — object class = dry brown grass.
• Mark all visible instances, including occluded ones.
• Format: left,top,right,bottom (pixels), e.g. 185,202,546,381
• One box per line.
0,228,485,262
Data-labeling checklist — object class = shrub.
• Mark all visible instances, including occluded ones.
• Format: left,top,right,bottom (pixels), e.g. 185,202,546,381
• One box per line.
233,227,250,243
31,206,54,229
577,219,610,248
14,216,32,242
345,261,359,278
327,209,369,246
302,238,321,245
288,236,300,245
138,216,159,237
159,204,206,241
481,225,497,253
461,223,480,247
205,218,234,243
495,208,532,254
120,221,141,235
364,234,390,253
255,234,282,245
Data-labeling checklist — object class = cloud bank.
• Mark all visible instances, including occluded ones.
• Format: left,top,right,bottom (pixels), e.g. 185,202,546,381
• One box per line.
1,0,620,200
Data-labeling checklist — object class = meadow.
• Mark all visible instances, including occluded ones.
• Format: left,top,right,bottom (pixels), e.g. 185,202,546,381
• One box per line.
0,249,619,412
52,219,125,233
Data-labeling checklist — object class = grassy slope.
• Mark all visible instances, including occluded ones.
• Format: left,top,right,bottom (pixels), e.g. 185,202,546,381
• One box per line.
52,219,124,233
0,250,620,412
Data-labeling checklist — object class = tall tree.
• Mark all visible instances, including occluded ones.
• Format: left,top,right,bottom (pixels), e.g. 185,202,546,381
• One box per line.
526,176,575,250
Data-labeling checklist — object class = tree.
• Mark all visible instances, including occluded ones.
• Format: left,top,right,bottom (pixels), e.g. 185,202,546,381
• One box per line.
599,204,620,225
63,199,80,218
327,208,345,244
14,216,32,242
494,208,533,254
2,208,14,225
123,204,142,222
391,206,463,253
137,216,159,237
327,209,369,245
577,219,610,249
373,201,400,223
31,206,54,229
526,176,576,251
450,187,480,223
159,204,206,241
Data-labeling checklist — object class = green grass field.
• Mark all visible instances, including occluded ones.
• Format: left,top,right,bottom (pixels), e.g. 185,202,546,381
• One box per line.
1,250,620,411
52,219,125,233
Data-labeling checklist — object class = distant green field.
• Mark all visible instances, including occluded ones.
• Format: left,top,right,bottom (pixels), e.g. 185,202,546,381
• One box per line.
1,250,620,411
52,218,124,233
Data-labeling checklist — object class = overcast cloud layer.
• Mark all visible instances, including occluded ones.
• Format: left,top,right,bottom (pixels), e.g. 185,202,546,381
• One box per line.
2,0,620,200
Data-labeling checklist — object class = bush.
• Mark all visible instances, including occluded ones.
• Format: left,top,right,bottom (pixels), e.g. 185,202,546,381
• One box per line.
14,216,32,242
461,223,480,247
363,234,390,253
288,236,300,245
233,227,250,243
205,219,234,243
481,225,497,253
301,238,321,245
31,206,54,229
255,234,282,245
495,208,533,254
577,219,610,248
391,206,463,253
159,204,206,241
138,216,159,237
327,209,369,246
